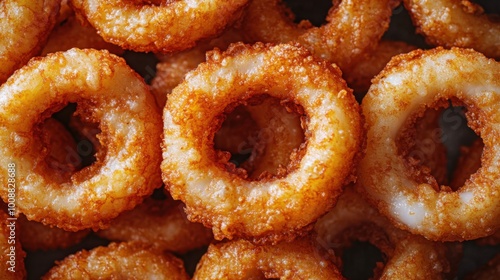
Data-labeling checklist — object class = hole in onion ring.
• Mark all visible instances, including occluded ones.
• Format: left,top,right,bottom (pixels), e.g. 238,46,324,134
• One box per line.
396,101,482,192
320,224,388,280
213,95,305,180
342,241,385,280
283,0,333,27
38,103,102,183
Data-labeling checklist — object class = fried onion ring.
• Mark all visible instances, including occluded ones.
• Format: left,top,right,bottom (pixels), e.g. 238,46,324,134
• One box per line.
96,196,213,253
403,0,500,59
162,43,362,243
42,242,189,279
69,0,250,53
240,0,399,70
0,0,60,84
0,48,162,231
358,47,500,241
315,188,452,279
192,238,342,279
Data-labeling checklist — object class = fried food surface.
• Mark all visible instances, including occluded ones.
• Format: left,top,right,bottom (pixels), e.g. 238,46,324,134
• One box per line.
162,42,363,243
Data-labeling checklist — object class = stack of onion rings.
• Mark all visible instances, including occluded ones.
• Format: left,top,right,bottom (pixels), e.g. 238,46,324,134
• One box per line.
0,48,163,231
358,47,500,241
162,42,363,243
69,0,250,53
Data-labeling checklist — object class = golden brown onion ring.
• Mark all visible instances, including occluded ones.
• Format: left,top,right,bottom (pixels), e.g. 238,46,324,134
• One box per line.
69,0,249,53
315,188,452,279
0,210,26,280
358,47,500,241
404,0,500,59
240,0,399,70
97,197,213,253
0,48,163,231
42,242,189,279
162,43,363,243
0,0,60,84
192,238,342,279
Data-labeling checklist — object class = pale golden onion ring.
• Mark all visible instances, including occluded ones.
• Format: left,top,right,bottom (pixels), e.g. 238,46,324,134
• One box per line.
404,0,500,59
42,242,189,280
192,238,343,279
315,188,452,279
0,0,60,83
240,0,399,70
162,43,363,243
69,0,250,53
0,48,162,231
358,47,500,241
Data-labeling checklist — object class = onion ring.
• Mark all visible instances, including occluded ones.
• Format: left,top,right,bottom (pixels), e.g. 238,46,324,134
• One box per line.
192,237,342,279
403,0,500,59
0,210,26,279
162,42,363,243
96,196,213,253
42,242,189,279
0,0,60,84
357,47,500,241
0,48,163,231
69,0,250,53
315,188,452,278
240,0,399,70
